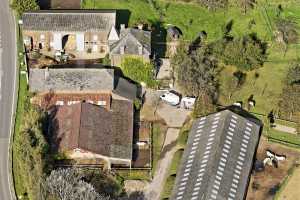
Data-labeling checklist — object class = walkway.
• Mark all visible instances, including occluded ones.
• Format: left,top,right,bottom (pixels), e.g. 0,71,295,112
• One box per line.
145,128,180,200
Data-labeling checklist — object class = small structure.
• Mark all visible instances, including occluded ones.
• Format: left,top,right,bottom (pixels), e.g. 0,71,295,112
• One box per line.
29,68,137,109
167,26,182,40
170,109,262,200
22,10,117,59
49,101,133,168
109,24,151,66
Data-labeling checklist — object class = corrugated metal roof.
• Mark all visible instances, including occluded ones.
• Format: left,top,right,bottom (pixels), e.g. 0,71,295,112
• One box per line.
170,110,261,200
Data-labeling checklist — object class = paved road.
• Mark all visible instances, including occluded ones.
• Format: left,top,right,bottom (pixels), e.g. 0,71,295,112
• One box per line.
0,0,17,200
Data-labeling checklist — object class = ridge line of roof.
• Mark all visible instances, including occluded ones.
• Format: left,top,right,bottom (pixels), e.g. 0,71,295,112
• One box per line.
23,9,117,14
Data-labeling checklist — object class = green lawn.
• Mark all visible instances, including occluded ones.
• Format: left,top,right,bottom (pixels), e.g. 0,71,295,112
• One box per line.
82,0,300,41
12,74,28,197
218,43,299,115
266,128,300,147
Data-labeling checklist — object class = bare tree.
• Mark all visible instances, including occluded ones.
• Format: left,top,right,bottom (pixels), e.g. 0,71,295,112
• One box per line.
43,168,110,200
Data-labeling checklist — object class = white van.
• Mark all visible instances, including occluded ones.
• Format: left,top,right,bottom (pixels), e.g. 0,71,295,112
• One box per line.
160,91,181,106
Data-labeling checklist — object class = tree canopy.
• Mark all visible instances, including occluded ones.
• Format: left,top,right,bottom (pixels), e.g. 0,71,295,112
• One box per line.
42,168,110,200
172,43,218,98
209,34,267,71
14,106,51,200
276,18,299,45
279,62,300,121
11,0,39,15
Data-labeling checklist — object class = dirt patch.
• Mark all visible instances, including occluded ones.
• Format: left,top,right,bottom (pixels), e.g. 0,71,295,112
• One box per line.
246,137,300,200
278,165,300,200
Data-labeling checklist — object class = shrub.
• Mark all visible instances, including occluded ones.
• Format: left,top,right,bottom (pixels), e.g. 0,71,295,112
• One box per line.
11,0,39,15
121,57,158,88
210,34,267,71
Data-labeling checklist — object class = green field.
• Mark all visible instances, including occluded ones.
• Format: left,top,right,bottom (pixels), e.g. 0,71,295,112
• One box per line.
82,0,300,41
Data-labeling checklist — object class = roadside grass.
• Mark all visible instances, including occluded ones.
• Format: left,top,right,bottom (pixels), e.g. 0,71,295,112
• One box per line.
12,16,30,198
161,175,176,199
151,122,168,175
12,74,28,197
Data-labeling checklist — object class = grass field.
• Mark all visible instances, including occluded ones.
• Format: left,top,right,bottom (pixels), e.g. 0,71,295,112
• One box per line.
82,0,300,41
219,43,299,115
82,0,300,115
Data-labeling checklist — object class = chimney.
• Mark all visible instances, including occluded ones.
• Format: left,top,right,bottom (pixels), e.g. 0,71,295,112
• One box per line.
45,67,50,81
138,45,143,55
120,24,126,32
120,46,125,54
138,24,143,30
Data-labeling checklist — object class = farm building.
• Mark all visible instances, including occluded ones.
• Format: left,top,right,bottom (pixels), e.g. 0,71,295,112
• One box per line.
170,109,262,200
49,100,133,168
28,68,137,109
21,10,117,59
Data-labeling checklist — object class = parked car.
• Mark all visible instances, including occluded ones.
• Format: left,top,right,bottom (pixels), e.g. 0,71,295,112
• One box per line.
160,90,181,106
181,96,196,109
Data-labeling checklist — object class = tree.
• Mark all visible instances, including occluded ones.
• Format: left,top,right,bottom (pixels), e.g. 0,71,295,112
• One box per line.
14,106,51,200
11,0,39,15
42,168,110,200
286,62,300,85
276,18,299,45
172,45,218,98
278,62,300,120
197,0,228,10
210,34,267,71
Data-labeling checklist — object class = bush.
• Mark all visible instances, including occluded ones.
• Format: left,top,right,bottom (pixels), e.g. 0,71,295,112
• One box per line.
14,106,52,200
121,57,158,88
11,0,39,15
210,34,267,71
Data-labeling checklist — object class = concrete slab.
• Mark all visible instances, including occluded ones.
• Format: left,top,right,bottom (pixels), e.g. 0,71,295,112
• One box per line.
156,102,191,128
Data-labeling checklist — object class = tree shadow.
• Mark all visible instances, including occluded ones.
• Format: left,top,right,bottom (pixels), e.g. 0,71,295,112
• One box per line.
150,20,167,58
116,9,131,29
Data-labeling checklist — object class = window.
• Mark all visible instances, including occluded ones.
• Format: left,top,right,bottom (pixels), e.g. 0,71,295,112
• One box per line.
55,101,64,105
97,101,106,106
87,100,94,104
67,101,80,105
40,34,45,40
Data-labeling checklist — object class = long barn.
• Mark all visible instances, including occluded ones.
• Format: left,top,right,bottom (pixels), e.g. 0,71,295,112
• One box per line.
170,109,262,200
